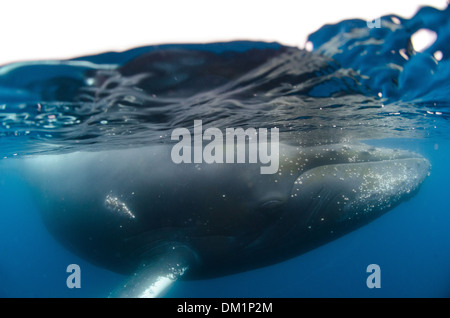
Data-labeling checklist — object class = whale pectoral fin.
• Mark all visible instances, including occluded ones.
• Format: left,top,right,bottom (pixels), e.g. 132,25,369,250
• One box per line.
109,247,192,298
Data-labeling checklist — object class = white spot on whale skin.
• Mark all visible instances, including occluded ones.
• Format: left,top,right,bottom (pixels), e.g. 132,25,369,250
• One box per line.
105,194,136,219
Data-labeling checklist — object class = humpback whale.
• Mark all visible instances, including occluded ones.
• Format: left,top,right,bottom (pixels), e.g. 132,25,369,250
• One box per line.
14,140,429,297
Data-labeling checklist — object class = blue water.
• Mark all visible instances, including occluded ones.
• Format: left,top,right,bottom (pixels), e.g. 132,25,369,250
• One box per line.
1,5,450,297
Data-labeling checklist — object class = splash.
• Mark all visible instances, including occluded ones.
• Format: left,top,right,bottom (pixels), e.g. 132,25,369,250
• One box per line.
308,5,450,103
0,5,448,157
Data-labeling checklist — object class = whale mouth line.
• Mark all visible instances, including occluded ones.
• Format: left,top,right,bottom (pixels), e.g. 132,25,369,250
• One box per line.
294,144,430,179
312,155,429,169
297,155,431,185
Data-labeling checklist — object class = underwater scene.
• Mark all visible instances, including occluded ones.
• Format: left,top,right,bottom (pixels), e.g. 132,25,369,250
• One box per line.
0,4,450,297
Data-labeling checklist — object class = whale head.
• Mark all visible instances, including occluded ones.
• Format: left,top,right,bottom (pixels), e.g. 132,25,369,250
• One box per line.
242,143,430,266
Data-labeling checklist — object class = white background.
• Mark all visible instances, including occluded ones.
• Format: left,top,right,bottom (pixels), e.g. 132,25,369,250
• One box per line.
0,0,447,65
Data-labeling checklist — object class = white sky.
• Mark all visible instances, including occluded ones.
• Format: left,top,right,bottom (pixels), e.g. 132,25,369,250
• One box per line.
0,0,447,65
